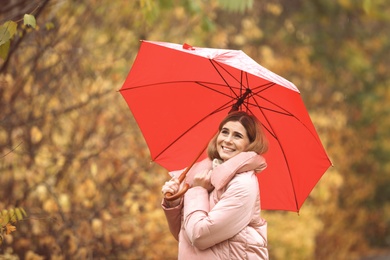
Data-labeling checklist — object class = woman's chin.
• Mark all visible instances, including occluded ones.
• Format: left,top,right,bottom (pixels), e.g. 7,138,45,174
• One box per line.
219,152,237,161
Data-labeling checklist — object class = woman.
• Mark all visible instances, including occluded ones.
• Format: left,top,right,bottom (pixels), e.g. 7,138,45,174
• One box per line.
161,111,269,259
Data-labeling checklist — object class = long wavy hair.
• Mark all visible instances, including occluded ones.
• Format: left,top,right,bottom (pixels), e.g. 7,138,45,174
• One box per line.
207,111,269,160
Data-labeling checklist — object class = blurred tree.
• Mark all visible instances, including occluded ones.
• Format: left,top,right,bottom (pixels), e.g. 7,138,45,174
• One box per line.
1,0,389,259
0,0,246,258
283,1,390,258
203,0,390,259
247,0,390,258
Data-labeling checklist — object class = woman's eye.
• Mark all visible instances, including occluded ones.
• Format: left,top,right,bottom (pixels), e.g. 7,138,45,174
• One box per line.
221,129,229,134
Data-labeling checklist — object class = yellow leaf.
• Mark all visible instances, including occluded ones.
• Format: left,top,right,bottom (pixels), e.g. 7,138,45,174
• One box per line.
15,208,23,221
1,209,8,216
23,14,36,28
1,211,9,225
0,40,10,60
20,208,27,217
9,209,16,223
5,223,16,235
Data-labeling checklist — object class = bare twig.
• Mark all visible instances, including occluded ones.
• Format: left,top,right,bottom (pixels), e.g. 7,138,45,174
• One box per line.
0,141,23,159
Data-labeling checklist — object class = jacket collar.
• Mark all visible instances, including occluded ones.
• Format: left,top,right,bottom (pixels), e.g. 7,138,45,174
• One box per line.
210,151,267,190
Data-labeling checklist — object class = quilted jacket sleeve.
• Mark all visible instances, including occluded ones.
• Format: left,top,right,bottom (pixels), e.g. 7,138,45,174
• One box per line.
183,171,259,250
162,198,183,241
161,159,213,242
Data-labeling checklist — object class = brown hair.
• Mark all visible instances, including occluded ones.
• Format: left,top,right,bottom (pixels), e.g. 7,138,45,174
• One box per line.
207,111,268,160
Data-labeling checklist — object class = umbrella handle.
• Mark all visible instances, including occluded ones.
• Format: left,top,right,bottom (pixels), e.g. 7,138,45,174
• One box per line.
164,141,209,201
165,184,190,201
164,165,191,201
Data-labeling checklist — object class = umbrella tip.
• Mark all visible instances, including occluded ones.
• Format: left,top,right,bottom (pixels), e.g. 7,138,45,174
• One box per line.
183,43,195,50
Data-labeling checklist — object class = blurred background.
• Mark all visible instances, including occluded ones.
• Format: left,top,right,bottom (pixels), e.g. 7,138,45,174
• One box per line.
0,0,389,259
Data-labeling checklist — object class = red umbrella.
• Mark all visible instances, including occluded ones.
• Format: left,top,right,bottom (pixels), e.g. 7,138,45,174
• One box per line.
120,40,332,212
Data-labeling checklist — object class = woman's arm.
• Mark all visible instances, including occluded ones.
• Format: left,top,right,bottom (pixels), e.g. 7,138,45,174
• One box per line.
183,172,258,250
162,198,183,241
161,176,184,241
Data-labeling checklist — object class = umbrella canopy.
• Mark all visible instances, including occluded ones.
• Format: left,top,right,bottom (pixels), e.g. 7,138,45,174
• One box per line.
120,40,332,212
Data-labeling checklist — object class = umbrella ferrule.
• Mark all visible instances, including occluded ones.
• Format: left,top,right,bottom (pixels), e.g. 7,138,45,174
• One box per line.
230,88,252,113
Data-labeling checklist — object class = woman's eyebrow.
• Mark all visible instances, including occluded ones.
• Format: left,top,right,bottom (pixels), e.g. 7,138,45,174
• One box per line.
221,127,244,136
233,131,244,136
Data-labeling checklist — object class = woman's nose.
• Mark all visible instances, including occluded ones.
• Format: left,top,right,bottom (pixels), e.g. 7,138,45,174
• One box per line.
224,135,233,143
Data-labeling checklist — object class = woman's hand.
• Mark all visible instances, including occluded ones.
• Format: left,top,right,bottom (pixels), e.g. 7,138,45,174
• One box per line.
162,177,182,207
193,169,214,193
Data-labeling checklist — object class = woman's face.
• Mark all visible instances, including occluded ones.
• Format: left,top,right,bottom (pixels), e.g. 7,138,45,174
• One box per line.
217,121,250,161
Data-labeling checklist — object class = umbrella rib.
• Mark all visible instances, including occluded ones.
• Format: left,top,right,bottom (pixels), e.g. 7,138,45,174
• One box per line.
251,86,294,116
206,64,276,97
250,82,275,93
251,86,328,151
120,79,244,108
152,102,233,162
212,61,252,90
240,101,277,140
246,94,300,212
195,81,236,99
209,60,241,99
119,80,240,92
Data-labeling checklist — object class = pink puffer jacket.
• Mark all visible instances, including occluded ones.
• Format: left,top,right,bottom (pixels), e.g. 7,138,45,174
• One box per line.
162,152,269,259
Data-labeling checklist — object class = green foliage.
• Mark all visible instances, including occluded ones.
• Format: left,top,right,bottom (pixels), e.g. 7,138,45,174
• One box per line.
0,41,10,60
23,14,36,28
0,208,27,226
0,207,28,246
0,22,17,45
218,0,254,13
0,13,36,60
0,21,17,60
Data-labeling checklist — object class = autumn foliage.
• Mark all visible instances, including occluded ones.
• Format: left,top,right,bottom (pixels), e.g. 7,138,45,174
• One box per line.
0,0,389,259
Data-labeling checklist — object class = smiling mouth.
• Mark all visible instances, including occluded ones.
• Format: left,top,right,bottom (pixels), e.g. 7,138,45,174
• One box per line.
222,146,235,152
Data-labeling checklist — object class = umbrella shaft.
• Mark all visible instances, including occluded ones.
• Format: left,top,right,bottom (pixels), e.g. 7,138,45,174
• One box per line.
229,88,251,113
